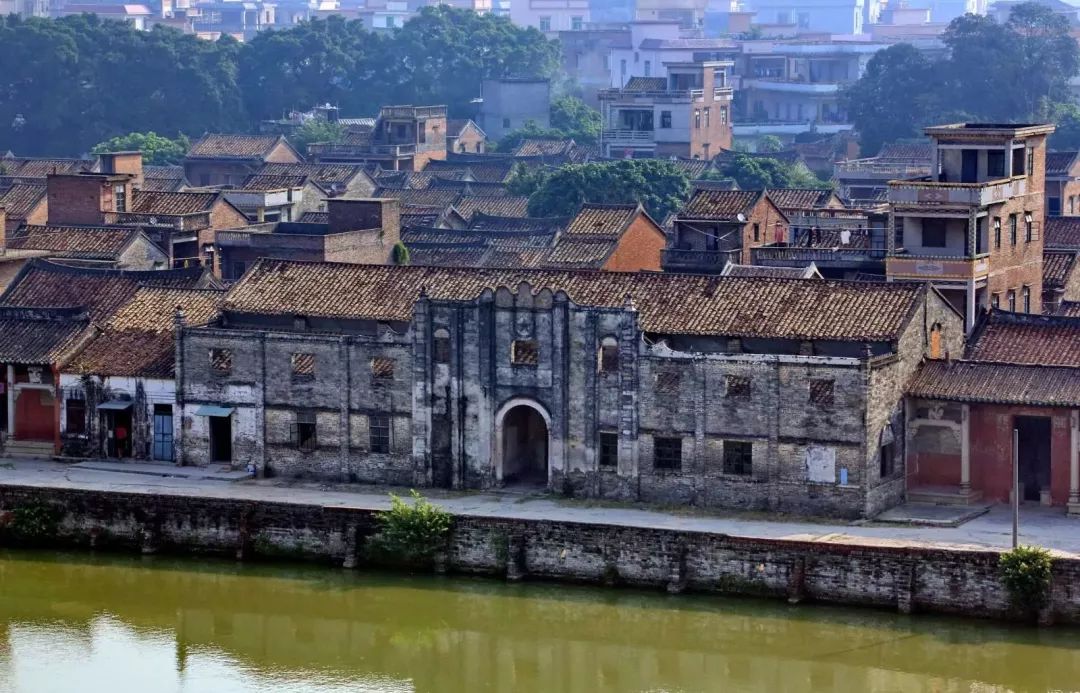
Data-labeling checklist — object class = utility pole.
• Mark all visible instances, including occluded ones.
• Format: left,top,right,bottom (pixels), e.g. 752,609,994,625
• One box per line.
1012,426,1019,549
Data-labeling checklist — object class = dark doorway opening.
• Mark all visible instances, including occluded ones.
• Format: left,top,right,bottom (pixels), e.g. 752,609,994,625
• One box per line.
1015,416,1051,502
502,405,548,487
103,407,133,458
431,418,453,489
209,415,232,463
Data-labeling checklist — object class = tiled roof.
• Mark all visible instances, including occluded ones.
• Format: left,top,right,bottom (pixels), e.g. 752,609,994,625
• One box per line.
139,177,187,193
513,139,576,158
0,306,89,365
257,162,367,188
0,158,93,179
0,183,46,219
239,174,307,191
680,189,762,220
564,203,638,237
143,165,184,179
5,225,140,259
1043,250,1078,289
967,311,1080,367
534,238,617,269
1059,301,1080,317
671,158,712,179
0,259,211,323
426,158,516,183
1045,151,1079,177
427,179,511,197
1045,217,1080,249
767,188,838,212
447,119,484,138
372,187,459,208
128,190,219,216
876,142,933,162
692,178,739,192
187,134,285,160
454,195,530,220
225,261,928,342
721,263,819,279
407,246,490,267
402,228,489,245
67,287,225,378
298,211,328,223
374,170,439,189
106,286,225,332
623,76,667,91
907,360,1080,407
470,214,567,233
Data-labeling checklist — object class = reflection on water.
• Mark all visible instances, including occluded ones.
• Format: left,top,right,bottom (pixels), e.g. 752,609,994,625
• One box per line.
0,550,1077,693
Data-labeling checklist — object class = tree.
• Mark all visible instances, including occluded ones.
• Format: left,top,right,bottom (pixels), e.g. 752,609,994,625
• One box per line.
844,43,940,157
1006,2,1080,118
756,135,783,153
506,161,552,196
1046,101,1080,150
550,95,600,144
525,160,690,220
91,131,189,165
496,120,564,152
713,154,826,190
287,119,345,154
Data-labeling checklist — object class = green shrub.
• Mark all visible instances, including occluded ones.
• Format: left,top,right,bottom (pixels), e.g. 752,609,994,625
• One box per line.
10,502,61,541
393,242,411,266
371,490,451,561
999,545,1053,611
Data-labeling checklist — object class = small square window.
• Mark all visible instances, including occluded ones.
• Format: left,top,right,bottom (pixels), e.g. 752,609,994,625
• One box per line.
291,410,317,452
210,348,232,376
370,414,390,454
655,370,681,394
511,340,539,366
654,437,682,470
291,352,315,380
372,357,395,379
599,431,618,468
723,440,753,475
809,379,834,405
726,375,750,398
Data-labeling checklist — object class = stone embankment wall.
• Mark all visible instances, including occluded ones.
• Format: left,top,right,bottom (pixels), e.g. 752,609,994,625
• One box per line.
0,484,1077,626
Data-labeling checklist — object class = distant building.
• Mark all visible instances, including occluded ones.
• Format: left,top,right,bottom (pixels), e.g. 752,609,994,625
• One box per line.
743,0,866,34
308,105,449,172
599,61,734,159
446,120,488,155
510,0,589,33
184,134,303,188
1044,151,1080,217
663,188,789,272
478,79,552,143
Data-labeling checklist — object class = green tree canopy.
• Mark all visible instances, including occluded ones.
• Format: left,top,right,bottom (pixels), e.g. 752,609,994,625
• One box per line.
550,95,601,143
525,160,690,220
91,131,189,165
712,154,826,190
287,119,346,155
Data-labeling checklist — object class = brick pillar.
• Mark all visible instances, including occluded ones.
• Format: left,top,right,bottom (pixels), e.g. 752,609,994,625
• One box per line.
1069,410,1080,516
960,403,971,493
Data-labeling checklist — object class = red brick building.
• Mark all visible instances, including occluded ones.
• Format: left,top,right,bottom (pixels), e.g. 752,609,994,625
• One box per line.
1044,150,1080,217
184,134,302,188
663,187,789,272
906,310,1080,514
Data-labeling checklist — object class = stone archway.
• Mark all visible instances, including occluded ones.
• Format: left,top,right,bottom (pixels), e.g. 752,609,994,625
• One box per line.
494,398,551,488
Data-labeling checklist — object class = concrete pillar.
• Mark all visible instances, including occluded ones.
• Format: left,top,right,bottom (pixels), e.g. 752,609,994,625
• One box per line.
5,365,13,438
965,279,977,333
1069,410,1080,515
960,404,971,492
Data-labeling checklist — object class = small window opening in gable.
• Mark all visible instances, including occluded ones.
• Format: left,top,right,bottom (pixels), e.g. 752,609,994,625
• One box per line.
598,336,619,373
291,352,315,380
511,340,539,366
372,357,396,380
809,378,834,405
210,348,232,375
726,375,750,398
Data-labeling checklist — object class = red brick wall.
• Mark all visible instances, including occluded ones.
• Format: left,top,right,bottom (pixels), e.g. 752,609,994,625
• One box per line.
450,127,486,155
739,196,789,264
688,66,733,159
969,404,1072,505
46,175,110,226
265,141,302,164
603,214,666,272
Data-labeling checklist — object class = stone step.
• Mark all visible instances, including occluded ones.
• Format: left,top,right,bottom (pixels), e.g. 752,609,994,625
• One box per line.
1,440,55,458
907,487,984,506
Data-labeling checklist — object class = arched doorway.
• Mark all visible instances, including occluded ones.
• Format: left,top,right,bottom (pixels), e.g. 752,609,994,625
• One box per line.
497,401,549,487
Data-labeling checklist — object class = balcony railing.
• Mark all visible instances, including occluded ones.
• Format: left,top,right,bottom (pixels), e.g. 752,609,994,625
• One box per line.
889,176,1028,206
104,211,211,231
380,105,446,120
751,245,886,267
307,142,416,157
689,86,734,100
602,129,655,143
662,247,740,270
835,159,931,178
885,253,991,281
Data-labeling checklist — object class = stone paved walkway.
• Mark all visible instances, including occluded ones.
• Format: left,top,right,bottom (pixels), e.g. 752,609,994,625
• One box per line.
1,458,1078,556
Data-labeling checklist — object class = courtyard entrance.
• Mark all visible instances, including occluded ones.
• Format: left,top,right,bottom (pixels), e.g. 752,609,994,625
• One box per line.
501,404,548,487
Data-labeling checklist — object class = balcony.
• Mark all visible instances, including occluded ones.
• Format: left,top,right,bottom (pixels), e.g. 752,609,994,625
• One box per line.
689,86,734,101
733,122,854,136
751,245,886,270
742,79,840,95
662,247,740,271
307,142,416,158
602,129,655,144
888,177,1027,207
885,253,990,281
380,105,446,120
835,158,931,180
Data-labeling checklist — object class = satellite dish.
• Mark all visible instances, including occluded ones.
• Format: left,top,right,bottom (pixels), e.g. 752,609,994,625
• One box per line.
736,213,746,223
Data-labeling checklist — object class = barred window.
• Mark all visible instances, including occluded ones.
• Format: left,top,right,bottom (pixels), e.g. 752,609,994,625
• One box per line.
210,348,232,375
511,340,539,366
291,353,315,380
599,431,618,468
654,437,682,470
655,370,681,394
371,357,395,380
809,379,834,406
65,399,86,435
370,414,391,454
291,411,317,452
726,375,750,398
723,440,753,475
598,337,619,373
433,328,451,364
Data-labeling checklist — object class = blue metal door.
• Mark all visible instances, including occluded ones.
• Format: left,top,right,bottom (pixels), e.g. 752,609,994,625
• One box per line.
153,406,173,461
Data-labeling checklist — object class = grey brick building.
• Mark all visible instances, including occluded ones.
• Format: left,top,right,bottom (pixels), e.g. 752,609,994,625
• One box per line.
176,261,963,518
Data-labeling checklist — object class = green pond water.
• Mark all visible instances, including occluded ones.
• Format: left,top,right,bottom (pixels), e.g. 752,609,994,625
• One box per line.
0,549,1076,692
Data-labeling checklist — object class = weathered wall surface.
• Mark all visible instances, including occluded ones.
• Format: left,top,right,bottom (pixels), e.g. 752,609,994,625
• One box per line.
0,485,1077,625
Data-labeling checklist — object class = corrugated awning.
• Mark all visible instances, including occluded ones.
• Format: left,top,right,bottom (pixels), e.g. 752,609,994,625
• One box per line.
97,400,134,411
194,405,234,417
